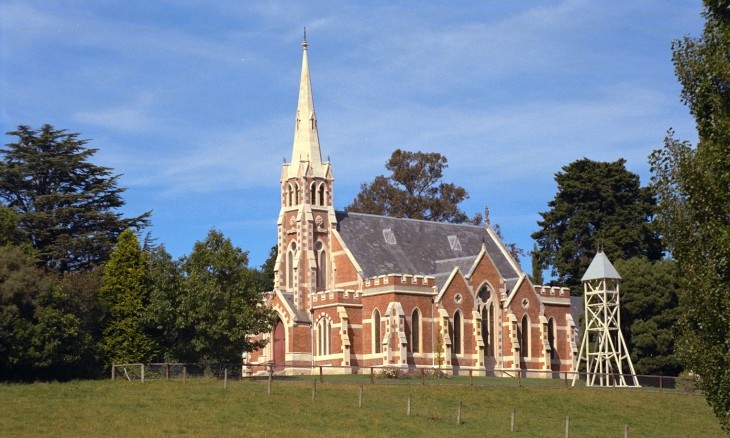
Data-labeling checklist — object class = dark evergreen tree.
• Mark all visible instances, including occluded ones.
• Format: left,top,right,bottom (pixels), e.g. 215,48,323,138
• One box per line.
532,158,662,291
650,1,730,430
347,149,480,224
614,257,681,376
252,244,277,293
530,243,544,285
0,125,150,273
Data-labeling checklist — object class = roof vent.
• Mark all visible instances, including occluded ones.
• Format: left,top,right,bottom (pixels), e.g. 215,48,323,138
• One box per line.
448,235,462,251
383,228,397,245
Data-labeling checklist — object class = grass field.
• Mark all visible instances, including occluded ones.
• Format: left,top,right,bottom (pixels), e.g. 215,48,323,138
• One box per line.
0,377,724,437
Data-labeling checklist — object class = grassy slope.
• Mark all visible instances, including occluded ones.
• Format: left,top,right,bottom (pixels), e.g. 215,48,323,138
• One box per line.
0,379,724,437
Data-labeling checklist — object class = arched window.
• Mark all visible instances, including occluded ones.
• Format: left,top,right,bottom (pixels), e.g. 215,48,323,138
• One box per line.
453,311,462,355
373,309,381,353
481,307,489,356
287,242,296,290
315,241,327,291
548,317,557,360
317,318,331,356
411,309,421,353
310,182,316,205
318,184,325,206
294,183,299,205
521,315,530,359
488,304,495,357
287,184,293,207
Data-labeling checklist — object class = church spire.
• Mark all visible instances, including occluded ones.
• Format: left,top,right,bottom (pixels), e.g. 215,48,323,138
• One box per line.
290,30,322,172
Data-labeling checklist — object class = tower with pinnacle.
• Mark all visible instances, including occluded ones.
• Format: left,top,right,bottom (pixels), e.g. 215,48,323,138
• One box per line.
275,33,336,314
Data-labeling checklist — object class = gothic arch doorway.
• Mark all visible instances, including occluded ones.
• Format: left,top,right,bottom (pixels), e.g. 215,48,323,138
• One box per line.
272,318,286,371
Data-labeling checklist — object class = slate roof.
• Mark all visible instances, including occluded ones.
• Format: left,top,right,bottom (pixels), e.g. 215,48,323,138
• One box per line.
279,291,311,323
335,211,521,288
570,295,585,335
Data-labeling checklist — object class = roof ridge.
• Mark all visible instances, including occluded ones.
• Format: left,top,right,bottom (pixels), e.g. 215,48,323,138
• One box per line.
337,210,485,228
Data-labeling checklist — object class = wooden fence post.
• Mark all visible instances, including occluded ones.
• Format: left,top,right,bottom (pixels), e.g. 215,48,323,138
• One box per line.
111,363,115,380
624,424,629,438
407,393,411,416
511,408,515,432
358,385,363,408
565,415,570,438
165,363,170,380
469,369,473,386
370,367,375,384
183,366,187,384
312,379,317,401
456,401,462,425
224,368,228,389
141,364,145,383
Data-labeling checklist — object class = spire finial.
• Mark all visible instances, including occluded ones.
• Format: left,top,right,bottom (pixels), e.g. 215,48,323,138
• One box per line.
302,27,308,49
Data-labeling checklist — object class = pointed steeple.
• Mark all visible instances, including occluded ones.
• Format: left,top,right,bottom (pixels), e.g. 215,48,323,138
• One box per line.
290,31,322,175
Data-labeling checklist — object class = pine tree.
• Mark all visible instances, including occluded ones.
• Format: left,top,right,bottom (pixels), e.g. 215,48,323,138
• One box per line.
0,125,150,273
532,158,662,291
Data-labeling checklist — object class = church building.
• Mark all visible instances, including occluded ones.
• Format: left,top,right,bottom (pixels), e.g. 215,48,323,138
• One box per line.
246,37,577,377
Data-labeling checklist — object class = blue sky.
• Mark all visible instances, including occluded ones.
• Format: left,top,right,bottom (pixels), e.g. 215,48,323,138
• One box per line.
1,1,704,271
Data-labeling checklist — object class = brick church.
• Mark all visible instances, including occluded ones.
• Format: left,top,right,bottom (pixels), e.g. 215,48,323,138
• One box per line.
246,37,577,377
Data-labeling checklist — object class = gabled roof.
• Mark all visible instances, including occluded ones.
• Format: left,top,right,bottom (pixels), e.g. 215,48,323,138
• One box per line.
581,251,622,281
335,211,521,282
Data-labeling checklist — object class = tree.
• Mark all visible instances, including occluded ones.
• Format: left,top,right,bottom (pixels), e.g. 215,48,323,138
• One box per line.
0,206,22,246
530,243,544,285
145,244,185,362
179,229,274,366
0,125,150,273
347,149,480,224
650,1,730,430
100,229,158,365
532,158,662,291
251,244,277,293
1,245,98,381
613,257,681,376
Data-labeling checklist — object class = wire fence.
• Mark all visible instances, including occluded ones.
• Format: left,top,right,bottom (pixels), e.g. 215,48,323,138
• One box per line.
110,362,692,394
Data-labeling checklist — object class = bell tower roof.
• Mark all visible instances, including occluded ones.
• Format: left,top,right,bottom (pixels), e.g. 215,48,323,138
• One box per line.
581,250,621,281
288,31,323,178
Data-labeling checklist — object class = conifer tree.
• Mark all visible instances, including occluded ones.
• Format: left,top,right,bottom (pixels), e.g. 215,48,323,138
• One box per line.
100,229,157,365
532,158,662,291
0,125,150,273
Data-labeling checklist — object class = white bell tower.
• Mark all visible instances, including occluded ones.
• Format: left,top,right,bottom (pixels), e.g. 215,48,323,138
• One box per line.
573,251,639,387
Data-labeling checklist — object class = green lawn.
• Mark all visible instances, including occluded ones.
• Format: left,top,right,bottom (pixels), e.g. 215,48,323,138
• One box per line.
0,378,724,437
